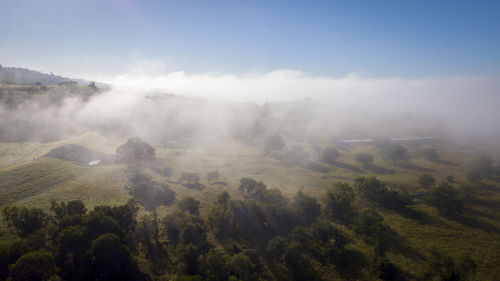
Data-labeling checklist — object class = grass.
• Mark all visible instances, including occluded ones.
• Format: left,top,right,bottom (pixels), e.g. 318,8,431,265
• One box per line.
0,158,83,205
0,134,499,278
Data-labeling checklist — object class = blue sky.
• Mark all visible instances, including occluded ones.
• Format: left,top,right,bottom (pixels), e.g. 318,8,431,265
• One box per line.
1,0,500,78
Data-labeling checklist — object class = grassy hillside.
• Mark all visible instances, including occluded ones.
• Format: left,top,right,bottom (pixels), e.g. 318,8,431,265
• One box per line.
0,133,499,279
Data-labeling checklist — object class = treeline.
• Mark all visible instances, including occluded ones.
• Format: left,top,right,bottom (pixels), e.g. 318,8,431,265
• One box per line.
0,175,477,281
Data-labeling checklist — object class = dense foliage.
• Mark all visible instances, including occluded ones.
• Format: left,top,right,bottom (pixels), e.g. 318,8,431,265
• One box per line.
0,175,475,281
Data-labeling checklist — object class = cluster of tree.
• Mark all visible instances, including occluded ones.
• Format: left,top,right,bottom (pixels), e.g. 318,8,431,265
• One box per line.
118,138,176,210
354,176,412,212
1,200,149,281
128,174,176,211
1,175,476,280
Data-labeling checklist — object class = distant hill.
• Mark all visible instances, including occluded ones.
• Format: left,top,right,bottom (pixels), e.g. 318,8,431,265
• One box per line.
0,64,74,85
0,64,108,88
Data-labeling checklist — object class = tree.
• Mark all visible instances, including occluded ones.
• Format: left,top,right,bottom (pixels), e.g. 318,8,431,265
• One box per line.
293,191,321,223
8,250,58,281
229,252,256,281
352,209,384,237
264,135,285,154
207,192,231,237
354,176,411,211
50,200,86,220
467,154,493,182
199,249,230,281
354,176,387,201
207,170,220,184
57,225,89,280
178,196,201,215
88,234,144,281
321,147,340,164
2,206,48,238
116,137,156,174
425,183,464,216
88,81,98,90
355,153,374,166
324,183,356,223
284,242,319,281
0,241,30,280
239,178,258,193
419,173,436,189
379,143,409,162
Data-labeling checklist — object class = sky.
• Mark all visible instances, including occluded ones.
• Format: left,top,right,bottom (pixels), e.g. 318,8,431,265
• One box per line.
1,0,500,79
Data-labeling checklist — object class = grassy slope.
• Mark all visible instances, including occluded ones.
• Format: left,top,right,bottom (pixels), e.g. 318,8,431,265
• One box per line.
0,135,499,279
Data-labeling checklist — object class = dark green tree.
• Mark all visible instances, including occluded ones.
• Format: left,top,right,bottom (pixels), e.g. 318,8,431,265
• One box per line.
425,182,464,216
0,241,30,280
2,206,48,238
352,209,384,236
8,250,58,281
293,191,321,223
88,234,144,281
324,182,356,223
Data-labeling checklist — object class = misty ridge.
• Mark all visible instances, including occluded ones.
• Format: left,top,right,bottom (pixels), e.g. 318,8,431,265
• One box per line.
1,67,499,149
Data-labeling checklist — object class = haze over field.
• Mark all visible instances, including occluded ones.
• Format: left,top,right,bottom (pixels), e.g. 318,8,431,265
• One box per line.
1,1,500,281
2,0,500,145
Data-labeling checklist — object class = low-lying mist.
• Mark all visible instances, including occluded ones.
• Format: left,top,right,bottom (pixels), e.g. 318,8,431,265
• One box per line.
1,69,499,147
